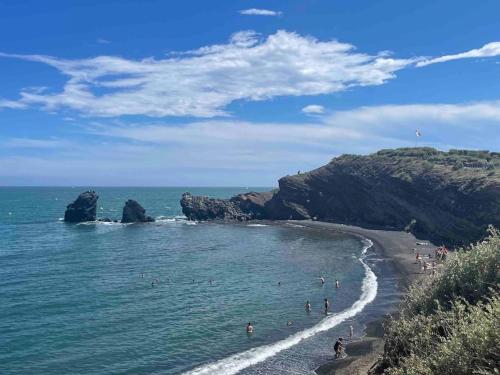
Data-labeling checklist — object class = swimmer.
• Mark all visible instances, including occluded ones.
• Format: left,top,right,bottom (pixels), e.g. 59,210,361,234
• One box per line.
278,281,281,286
305,300,312,312
319,276,325,285
141,273,145,278
151,281,155,287
246,322,254,333
324,298,330,314
287,321,293,327
335,279,340,288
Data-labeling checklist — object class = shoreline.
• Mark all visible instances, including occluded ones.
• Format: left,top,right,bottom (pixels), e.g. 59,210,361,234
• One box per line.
292,221,435,375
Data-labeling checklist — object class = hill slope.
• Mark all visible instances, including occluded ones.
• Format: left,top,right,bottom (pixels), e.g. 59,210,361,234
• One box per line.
181,148,500,246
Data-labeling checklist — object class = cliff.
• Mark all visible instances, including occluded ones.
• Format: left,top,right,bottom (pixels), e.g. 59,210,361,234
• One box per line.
181,148,500,246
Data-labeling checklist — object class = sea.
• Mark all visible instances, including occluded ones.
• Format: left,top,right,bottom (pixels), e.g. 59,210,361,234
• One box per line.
0,187,401,375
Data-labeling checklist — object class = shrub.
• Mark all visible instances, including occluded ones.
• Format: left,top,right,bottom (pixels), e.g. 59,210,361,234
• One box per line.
378,227,500,374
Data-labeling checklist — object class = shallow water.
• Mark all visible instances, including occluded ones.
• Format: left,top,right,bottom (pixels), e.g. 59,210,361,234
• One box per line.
0,187,388,375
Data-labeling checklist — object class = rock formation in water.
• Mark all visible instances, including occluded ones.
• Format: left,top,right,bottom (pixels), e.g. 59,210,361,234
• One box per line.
181,148,500,246
121,199,155,223
64,191,99,223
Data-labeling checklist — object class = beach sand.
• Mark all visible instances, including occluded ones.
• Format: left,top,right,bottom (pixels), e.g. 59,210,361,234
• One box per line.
293,221,437,375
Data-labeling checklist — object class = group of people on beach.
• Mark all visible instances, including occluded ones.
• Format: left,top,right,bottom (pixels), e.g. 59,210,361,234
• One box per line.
435,245,449,261
414,244,448,276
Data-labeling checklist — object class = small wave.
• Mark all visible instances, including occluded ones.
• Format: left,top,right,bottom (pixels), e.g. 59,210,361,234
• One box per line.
184,221,197,225
76,220,122,226
246,224,268,227
155,215,189,223
155,216,177,222
183,240,377,375
58,217,63,221
285,223,305,228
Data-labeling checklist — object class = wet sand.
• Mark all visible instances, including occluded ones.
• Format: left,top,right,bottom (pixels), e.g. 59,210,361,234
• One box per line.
293,221,436,375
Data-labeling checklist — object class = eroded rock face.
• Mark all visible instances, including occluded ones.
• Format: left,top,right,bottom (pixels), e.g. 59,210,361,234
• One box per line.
64,191,98,223
180,193,250,221
181,148,500,246
121,200,155,223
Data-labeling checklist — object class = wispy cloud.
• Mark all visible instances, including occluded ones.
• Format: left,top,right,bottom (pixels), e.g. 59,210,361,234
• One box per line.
0,99,27,109
302,104,325,114
97,38,111,44
2,137,70,149
239,8,282,16
417,41,500,67
0,31,415,118
1,100,499,185
1,34,499,119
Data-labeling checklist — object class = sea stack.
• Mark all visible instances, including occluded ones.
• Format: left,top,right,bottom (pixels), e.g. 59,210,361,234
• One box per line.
121,199,155,223
64,191,99,223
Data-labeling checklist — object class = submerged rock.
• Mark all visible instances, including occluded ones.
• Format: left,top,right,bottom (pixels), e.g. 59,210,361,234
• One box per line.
121,199,155,223
64,191,98,223
181,148,500,246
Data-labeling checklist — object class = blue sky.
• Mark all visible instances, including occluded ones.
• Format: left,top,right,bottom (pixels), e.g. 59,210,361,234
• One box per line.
0,0,499,186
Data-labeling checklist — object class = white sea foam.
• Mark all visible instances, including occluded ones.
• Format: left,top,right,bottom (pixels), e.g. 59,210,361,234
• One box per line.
183,239,377,375
246,224,268,227
285,222,306,228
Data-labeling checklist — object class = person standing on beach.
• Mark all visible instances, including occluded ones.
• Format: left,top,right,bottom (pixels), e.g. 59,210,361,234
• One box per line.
334,337,344,358
324,298,330,314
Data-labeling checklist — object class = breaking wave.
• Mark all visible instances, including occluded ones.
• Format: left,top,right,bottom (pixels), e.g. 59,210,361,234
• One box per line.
183,239,377,375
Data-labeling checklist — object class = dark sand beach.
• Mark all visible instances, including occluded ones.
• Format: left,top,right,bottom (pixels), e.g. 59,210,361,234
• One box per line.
295,221,437,375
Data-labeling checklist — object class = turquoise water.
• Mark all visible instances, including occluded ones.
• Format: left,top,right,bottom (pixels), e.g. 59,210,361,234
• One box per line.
0,187,374,375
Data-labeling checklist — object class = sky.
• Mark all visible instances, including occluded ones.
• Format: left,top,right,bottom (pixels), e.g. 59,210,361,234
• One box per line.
0,0,499,186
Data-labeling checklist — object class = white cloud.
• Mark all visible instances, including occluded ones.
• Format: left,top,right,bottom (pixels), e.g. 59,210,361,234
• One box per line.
0,31,415,118
1,34,499,120
417,42,500,67
239,8,282,16
2,137,70,149
97,38,111,44
0,99,27,109
302,104,325,114
1,100,499,185
326,100,500,126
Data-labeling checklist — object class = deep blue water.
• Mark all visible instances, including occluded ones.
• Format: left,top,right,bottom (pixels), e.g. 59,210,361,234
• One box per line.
0,187,382,375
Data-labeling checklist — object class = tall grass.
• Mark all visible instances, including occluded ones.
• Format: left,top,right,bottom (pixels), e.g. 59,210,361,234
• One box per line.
377,227,500,374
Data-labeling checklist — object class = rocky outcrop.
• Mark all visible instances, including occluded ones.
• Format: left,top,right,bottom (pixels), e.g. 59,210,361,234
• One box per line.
64,191,98,223
121,199,155,223
181,148,500,246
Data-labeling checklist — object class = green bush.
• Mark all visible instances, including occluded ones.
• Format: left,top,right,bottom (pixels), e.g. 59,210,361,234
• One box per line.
378,227,500,374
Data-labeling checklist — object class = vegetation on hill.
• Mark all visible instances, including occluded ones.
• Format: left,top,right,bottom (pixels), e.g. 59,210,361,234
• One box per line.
182,148,500,246
376,227,500,374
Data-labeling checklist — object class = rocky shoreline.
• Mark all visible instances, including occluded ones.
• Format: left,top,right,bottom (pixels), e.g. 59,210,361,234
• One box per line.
181,148,500,247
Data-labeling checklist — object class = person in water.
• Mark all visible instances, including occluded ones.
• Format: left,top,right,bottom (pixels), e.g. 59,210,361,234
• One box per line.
319,276,325,285
335,279,340,288
305,300,312,312
287,321,293,327
334,337,345,358
324,298,330,314
349,325,354,340
246,322,254,333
